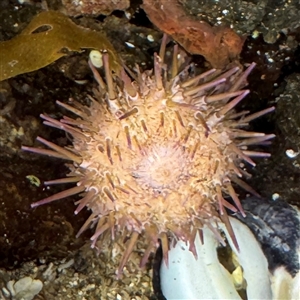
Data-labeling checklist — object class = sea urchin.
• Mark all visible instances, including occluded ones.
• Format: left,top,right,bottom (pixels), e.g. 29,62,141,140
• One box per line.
22,37,275,277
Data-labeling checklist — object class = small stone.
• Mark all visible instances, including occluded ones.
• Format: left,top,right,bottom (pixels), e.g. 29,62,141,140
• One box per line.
6,280,15,297
13,276,43,300
116,294,122,300
272,193,280,200
2,287,10,298
58,258,74,272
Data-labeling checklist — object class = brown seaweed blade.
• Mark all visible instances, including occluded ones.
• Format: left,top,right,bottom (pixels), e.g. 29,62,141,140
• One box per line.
0,10,122,81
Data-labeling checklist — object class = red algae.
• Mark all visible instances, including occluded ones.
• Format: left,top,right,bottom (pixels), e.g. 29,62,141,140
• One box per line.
142,0,245,69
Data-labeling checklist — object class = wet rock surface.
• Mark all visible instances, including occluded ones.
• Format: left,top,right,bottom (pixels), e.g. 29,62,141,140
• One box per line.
181,0,300,44
0,0,299,299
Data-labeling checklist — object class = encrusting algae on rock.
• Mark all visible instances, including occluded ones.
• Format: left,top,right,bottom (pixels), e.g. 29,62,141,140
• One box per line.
22,35,275,277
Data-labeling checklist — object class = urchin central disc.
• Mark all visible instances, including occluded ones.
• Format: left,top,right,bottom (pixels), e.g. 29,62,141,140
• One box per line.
132,144,188,190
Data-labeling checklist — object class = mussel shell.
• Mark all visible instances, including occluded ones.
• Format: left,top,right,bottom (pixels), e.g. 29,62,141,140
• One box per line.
236,197,299,276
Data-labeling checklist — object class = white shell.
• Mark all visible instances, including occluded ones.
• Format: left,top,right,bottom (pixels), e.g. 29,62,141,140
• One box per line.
89,50,103,68
160,217,272,299
125,42,135,48
285,149,299,159
271,266,300,300
147,34,154,42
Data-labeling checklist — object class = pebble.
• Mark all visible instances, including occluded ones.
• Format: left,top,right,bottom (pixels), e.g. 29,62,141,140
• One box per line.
58,258,74,272
6,277,43,300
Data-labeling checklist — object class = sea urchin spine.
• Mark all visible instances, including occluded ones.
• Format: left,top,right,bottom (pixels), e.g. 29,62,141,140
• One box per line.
22,37,275,277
